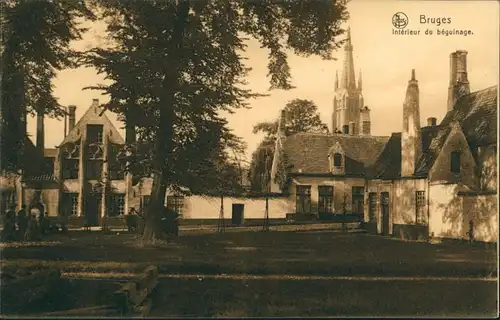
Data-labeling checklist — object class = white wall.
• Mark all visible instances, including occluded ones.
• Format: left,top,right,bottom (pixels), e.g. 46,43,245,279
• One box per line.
181,196,292,220
429,183,498,242
392,179,427,225
462,194,498,243
429,184,463,239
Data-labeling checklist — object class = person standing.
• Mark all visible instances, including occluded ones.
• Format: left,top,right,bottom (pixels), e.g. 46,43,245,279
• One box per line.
126,207,139,232
26,214,41,241
16,205,28,240
468,219,475,244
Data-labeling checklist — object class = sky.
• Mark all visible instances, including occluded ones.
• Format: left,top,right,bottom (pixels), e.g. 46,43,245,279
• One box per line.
27,0,499,164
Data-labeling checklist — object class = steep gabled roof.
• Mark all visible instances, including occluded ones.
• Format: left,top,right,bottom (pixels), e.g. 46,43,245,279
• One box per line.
22,136,56,182
441,85,497,146
22,136,44,176
367,133,402,180
414,125,452,177
59,101,125,147
370,86,498,180
368,125,454,179
282,133,389,175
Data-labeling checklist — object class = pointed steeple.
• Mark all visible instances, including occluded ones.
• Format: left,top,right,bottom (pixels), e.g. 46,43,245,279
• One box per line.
340,26,356,89
335,71,339,89
358,70,362,90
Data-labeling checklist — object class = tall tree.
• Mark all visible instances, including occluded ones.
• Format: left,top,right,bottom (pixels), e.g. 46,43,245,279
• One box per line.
0,0,94,173
249,99,329,191
84,0,349,241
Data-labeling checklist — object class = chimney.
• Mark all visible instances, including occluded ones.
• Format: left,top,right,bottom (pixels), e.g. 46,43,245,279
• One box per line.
36,107,45,151
92,99,99,107
68,105,77,133
359,106,371,136
348,121,355,135
401,69,422,177
342,125,349,134
447,50,470,111
427,117,437,126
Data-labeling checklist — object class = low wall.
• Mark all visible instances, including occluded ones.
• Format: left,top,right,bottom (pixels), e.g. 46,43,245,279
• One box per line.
181,196,291,220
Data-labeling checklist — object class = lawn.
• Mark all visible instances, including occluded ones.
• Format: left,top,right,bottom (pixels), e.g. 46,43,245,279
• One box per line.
149,278,497,317
1,228,498,317
1,228,497,277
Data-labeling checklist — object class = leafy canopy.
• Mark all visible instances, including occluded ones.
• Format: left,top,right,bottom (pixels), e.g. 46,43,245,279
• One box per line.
83,1,347,193
1,0,94,172
249,99,329,191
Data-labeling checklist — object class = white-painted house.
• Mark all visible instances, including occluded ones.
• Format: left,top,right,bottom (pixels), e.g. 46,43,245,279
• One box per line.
269,49,498,243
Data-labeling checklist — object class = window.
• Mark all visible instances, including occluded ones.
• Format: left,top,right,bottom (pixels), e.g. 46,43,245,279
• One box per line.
86,160,103,180
351,186,365,215
342,125,349,134
368,192,377,222
295,185,311,213
333,153,343,168
63,159,79,179
167,196,184,216
64,193,79,216
415,191,426,224
109,162,126,180
109,194,125,217
108,145,125,180
43,157,55,176
451,151,461,174
318,186,333,213
87,124,104,144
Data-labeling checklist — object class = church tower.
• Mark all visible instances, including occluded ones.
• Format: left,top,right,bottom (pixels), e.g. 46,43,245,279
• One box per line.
332,27,365,135
401,69,422,177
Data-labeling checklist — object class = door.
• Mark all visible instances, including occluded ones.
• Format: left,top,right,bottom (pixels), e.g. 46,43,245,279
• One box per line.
380,192,390,236
85,193,101,226
232,204,244,226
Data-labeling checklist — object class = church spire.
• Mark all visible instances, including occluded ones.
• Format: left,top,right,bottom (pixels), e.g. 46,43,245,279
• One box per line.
335,71,339,89
340,26,356,89
358,70,362,90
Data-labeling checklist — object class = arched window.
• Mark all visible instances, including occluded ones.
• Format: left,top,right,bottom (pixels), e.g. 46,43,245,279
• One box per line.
333,153,343,168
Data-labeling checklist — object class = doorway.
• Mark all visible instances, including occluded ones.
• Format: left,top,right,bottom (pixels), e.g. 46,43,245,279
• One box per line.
232,204,245,226
85,193,102,226
380,192,390,236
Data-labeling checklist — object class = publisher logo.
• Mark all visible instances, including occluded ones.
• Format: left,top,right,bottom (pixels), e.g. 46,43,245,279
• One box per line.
392,12,409,29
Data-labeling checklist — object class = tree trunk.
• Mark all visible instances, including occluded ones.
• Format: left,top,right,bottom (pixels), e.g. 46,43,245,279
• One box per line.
142,1,191,242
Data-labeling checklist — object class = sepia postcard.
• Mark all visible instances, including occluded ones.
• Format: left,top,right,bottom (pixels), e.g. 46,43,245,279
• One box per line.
0,0,498,318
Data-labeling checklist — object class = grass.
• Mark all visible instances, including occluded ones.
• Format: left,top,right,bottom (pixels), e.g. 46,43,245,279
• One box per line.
1,230,497,277
150,278,497,317
1,229,497,317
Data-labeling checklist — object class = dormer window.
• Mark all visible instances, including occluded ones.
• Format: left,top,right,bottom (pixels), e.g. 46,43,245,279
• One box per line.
451,151,461,174
333,153,343,168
